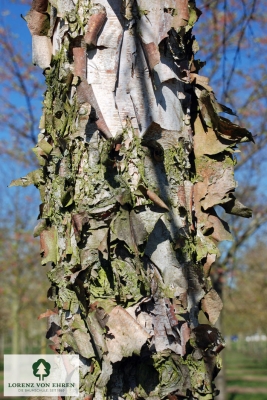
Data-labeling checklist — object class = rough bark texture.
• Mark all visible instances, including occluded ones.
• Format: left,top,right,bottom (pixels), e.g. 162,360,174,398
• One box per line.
13,0,252,398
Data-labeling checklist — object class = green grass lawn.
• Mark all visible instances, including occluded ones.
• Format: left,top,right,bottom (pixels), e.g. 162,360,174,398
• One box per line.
227,380,267,388
225,342,267,400
0,371,3,397
228,395,267,400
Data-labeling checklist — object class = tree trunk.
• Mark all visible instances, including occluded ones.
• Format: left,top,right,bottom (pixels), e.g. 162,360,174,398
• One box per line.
11,295,20,355
19,0,252,398
213,266,226,400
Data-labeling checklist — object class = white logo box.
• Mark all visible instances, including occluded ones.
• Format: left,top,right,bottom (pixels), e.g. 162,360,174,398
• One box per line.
4,354,79,397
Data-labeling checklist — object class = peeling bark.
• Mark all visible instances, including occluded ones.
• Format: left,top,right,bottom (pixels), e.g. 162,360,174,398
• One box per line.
18,0,253,398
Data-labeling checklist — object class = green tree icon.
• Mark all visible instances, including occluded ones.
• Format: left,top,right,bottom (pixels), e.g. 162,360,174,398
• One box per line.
32,359,51,381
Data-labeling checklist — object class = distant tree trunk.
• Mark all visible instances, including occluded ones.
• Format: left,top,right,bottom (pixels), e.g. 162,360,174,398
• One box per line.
19,0,252,398
213,266,226,400
214,344,226,400
0,333,4,356
11,298,19,354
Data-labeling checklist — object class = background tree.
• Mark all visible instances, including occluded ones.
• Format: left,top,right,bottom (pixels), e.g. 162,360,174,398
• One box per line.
195,0,267,257
194,4,267,397
0,12,44,166
0,0,47,357
223,240,267,337
0,181,50,355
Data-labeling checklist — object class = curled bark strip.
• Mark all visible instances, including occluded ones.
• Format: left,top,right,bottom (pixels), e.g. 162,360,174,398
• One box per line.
71,212,89,234
38,308,58,319
141,41,160,70
193,157,236,211
193,324,224,352
40,226,57,264
221,194,252,218
177,181,193,217
193,116,228,157
106,306,150,363
33,219,47,237
168,395,178,400
216,343,225,354
201,289,223,325
203,253,216,278
98,232,109,260
87,311,108,359
76,80,112,139
32,0,48,13
190,73,213,91
181,322,191,356
218,116,254,143
26,10,49,36
146,189,170,211
173,0,189,28
32,35,52,69
138,184,169,211
165,298,179,327
85,11,107,47
73,47,86,79
177,185,187,209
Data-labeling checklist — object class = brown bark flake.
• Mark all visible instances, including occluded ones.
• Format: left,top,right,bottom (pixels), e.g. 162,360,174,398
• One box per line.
173,0,189,28
73,47,86,79
25,10,49,36
32,0,48,13
85,11,107,47
141,42,161,70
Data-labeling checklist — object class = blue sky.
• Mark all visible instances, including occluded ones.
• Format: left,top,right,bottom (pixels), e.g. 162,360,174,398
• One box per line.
0,1,43,229
0,1,32,41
